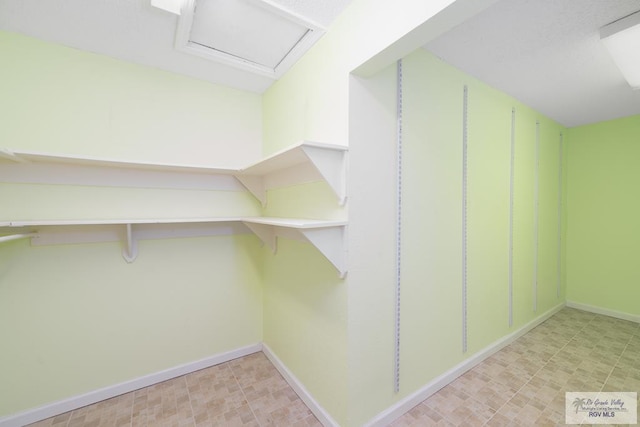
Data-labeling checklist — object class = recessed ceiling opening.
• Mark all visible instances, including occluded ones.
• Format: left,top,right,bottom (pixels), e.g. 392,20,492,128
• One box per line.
175,0,325,79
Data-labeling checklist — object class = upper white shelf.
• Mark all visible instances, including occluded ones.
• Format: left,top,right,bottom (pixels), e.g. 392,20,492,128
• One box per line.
241,142,345,175
0,148,235,175
1,141,348,205
237,141,348,206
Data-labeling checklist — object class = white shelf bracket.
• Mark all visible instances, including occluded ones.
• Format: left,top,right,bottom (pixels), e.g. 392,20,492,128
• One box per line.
236,175,267,207
243,222,277,253
122,223,139,263
301,146,348,206
300,226,347,278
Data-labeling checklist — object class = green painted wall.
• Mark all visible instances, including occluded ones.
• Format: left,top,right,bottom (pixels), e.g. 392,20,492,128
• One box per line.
261,182,348,424
348,49,566,425
537,116,565,311
0,31,264,417
0,183,259,222
464,77,512,352
261,238,348,422
260,0,471,424
261,0,562,422
261,0,463,155
0,31,262,167
401,51,464,392
0,235,263,416
566,115,640,317
0,2,580,423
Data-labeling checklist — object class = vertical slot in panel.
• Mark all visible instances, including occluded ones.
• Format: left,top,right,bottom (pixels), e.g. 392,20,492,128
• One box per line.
462,85,469,353
509,108,516,327
533,121,540,312
394,59,403,393
557,133,563,299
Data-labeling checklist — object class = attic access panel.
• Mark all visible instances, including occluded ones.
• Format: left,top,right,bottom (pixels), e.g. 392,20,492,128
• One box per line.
176,0,325,79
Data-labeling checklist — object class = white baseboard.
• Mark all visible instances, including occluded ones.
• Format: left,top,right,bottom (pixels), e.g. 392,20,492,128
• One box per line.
0,343,262,427
363,302,565,427
1,301,582,427
262,343,339,427
566,300,640,324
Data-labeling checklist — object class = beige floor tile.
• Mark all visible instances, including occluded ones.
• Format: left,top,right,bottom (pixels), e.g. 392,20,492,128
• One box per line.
25,309,640,427
387,309,639,427
485,412,513,426
28,353,319,427
287,414,323,427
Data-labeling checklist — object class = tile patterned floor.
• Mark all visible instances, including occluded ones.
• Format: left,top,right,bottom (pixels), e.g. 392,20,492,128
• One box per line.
28,352,321,427
391,308,640,426
28,308,640,426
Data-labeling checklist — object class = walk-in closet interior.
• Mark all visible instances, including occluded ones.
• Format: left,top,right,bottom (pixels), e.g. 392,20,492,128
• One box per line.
1,0,639,426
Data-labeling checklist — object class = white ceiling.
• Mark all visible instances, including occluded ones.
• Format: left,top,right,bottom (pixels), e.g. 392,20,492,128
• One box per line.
0,0,353,93
424,0,640,127
1,0,639,127
188,0,311,69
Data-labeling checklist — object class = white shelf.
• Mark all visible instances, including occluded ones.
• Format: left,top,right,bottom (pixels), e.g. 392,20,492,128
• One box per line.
241,217,347,278
1,141,348,205
1,141,349,277
241,142,345,174
0,148,235,175
0,218,244,228
242,217,347,228
236,141,348,206
1,217,347,278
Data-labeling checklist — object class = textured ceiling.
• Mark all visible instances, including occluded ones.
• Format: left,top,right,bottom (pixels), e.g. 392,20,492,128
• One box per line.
0,0,353,93
424,0,640,127
267,0,351,27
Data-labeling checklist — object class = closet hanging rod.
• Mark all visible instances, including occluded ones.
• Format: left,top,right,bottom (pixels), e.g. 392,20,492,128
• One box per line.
0,233,37,244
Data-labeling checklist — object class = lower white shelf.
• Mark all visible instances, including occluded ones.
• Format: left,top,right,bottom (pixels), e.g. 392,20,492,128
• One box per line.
0,217,348,278
241,218,347,278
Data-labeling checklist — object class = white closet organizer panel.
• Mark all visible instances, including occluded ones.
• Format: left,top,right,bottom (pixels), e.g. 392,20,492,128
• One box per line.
0,218,347,278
